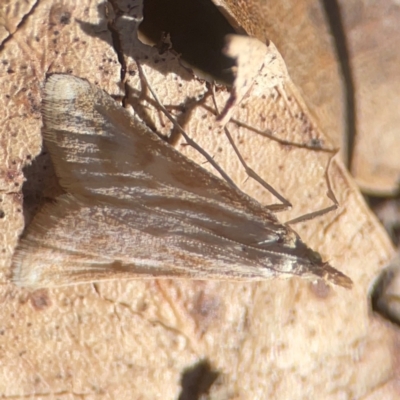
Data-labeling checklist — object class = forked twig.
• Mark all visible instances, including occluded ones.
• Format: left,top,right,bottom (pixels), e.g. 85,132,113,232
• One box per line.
210,84,340,224
228,118,336,153
284,153,339,225
210,85,292,212
138,62,339,225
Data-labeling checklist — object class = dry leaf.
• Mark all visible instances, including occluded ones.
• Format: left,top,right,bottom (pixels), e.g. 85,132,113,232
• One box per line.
339,0,400,195
210,0,266,39
241,0,400,195
0,0,397,398
233,0,347,158
217,34,289,125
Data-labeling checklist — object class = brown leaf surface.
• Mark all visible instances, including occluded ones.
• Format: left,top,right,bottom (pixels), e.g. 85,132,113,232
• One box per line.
243,0,400,195
248,0,347,159
338,0,400,195
0,1,398,399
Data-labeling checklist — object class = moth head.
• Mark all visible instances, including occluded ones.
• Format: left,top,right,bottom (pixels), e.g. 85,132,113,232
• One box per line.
306,248,323,264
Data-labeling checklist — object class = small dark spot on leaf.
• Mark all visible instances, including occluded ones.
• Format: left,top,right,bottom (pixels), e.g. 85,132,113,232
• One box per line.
310,138,323,149
0,210,5,218
30,289,51,311
7,69,14,74
60,12,71,25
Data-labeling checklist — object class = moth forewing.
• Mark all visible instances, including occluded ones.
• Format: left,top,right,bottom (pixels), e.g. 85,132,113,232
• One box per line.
12,74,352,289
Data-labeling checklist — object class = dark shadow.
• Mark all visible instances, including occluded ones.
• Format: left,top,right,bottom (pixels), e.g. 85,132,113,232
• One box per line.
21,146,64,227
123,79,213,145
140,0,236,83
367,193,400,247
178,359,219,400
78,0,236,84
370,258,400,327
321,0,356,169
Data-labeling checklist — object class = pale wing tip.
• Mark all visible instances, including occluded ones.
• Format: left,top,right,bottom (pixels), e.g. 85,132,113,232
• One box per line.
11,248,43,289
44,73,90,101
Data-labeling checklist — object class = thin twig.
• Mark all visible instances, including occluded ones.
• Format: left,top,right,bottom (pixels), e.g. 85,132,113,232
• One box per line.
136,62,239,191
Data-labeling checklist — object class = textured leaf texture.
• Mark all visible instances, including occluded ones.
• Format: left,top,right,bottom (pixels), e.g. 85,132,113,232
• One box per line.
0,0,397,399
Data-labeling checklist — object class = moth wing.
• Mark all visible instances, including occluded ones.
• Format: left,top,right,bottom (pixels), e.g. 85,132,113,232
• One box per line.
13,75,352,288
12,194,279,288
42,74,286,246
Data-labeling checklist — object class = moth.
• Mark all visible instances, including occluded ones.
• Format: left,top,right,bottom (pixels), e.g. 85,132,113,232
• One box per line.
12,74,352,289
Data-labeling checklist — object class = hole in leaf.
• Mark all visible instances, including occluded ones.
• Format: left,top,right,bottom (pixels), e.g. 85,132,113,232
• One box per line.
178,359,219,400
